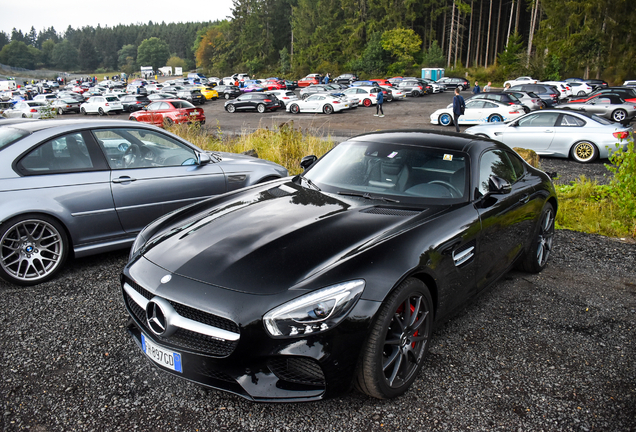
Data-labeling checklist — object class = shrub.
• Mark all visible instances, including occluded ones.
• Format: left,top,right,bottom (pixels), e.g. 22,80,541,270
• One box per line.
605,139,636,235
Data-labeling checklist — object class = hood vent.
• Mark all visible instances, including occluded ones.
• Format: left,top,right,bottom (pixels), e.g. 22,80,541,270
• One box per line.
268,184,296,197
361,207,421,217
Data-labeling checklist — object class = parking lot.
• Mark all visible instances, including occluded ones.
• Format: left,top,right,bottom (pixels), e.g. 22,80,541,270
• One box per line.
1,89,635,431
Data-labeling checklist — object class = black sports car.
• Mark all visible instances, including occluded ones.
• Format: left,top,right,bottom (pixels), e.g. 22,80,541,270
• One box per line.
121,130,557,402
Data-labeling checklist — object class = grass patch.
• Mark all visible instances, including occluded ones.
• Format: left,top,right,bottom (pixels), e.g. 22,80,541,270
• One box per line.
167,122,335,175
555,177,635,238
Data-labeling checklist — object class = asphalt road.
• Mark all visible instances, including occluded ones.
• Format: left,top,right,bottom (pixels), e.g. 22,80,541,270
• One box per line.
1,90,635,431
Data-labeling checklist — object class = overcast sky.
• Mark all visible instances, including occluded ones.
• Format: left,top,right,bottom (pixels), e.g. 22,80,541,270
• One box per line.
1,0,234,36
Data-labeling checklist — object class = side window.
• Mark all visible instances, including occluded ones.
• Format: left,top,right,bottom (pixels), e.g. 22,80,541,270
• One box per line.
507,151,526,180
466,100,485,109
478,150,516,196
559,114,586,127
17,132,94,174
93,128,196,169
482,101,498,108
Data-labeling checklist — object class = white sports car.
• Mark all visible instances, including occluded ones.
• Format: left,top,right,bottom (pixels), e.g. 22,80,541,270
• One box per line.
504,76,538,88
286,94,350,114
430,99,525,126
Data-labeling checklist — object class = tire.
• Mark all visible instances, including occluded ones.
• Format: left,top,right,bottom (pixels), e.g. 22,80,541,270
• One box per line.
519,202,555,273
128,106,136,113
226,104,236,113
98,107,105,116
0,214,69,286
257,104,266,113
571,141,598,163
323,104,334,114
611,109,627,122
457,85,464,91
410,90,419,97
488,114,503,122
363,98,372,107
129,117,138,121
22,113,27,118
439,113,452,126
224,93,230,100
577,91,586,96
290,104,300,114
355,278,433,399
81,107,86,115
57,108,64,115
163,118,174,127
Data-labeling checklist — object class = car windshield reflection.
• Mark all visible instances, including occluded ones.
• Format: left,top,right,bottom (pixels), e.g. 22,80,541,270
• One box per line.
305,141,468,202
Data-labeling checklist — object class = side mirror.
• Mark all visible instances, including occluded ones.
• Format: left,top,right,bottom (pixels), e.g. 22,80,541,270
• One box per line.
300,155,317,170
488,175,512,194
197,152,211,165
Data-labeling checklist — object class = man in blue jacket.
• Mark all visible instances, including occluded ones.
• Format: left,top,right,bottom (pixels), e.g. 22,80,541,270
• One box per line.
374,89,385,117
452,88,465,132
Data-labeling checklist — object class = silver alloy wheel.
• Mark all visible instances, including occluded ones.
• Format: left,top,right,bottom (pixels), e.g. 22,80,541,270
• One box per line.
0,218,66,284
612,109,627,122
535,207,555,268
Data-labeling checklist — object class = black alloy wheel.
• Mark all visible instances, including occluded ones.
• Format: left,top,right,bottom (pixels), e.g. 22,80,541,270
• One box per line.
355,278,433,399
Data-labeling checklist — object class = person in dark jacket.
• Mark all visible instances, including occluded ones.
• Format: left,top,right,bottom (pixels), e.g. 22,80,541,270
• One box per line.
374,89,385,117
452,88,465,132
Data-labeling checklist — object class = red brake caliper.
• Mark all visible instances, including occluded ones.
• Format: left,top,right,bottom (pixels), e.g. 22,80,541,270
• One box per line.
396,301,419,348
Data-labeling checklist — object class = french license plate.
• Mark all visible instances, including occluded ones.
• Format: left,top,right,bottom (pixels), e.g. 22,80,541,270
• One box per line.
141,333,183,373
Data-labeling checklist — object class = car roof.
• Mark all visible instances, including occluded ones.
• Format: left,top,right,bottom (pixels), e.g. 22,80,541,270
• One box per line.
347,129,495,154
0,119,162,134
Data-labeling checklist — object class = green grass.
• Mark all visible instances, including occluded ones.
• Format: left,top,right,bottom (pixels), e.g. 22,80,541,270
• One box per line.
167,122,335,176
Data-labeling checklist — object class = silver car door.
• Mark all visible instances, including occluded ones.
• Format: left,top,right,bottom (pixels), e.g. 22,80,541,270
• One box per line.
93,127,226,234
497,111,558,151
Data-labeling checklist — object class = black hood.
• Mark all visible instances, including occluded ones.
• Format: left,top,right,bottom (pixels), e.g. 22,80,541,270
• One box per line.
142,182,431,294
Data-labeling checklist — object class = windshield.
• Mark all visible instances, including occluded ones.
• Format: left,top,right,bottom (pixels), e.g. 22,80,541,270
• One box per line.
304,141,468,203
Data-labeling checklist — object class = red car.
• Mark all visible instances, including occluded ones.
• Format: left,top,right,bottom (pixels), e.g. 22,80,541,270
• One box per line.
264,79,286,90
297,74,322,87
129,99,205,128
370,79,392,87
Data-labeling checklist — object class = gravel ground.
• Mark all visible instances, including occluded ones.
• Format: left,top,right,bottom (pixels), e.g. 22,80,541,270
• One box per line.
1,229,634,431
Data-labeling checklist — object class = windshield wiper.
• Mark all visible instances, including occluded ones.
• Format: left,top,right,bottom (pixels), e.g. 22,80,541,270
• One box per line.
294,174,321,191
337,191,400,203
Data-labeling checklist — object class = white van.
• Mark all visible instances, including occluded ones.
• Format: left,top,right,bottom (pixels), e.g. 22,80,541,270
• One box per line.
0,80,18,91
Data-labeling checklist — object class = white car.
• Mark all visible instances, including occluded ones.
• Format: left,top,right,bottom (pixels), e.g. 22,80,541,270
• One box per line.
430,99,525,126
80,95,123,115
504,76,538,88
567,81,595,96
266,90,299,108
381,85,406,100
2,101,47,118
342,86,381,107
286,94,349,114
540,81,572,99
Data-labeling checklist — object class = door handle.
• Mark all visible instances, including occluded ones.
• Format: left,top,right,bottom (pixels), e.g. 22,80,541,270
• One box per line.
519,194,530,204
112,177,136,183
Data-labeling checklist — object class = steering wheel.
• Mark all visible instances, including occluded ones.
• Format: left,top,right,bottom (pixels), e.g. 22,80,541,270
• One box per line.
123,143,141,168
428,180,461,198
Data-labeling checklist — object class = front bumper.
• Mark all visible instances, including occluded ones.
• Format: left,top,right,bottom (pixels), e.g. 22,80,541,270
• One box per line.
121,267,379,402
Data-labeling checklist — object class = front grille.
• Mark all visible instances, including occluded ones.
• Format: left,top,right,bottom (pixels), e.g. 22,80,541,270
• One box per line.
123,278,239,358
268,357,326,386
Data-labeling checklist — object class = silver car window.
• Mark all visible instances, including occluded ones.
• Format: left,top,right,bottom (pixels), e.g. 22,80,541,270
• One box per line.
18,133,94,173
559,115,586,127
93,128,196,169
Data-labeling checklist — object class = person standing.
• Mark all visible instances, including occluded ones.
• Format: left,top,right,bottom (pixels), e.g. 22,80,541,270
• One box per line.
472,81,481,94
374,89,385,117
484,81,492,92
452,88,465,132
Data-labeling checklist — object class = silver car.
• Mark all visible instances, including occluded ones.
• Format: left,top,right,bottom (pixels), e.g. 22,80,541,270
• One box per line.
0,119,288,285
555,94,636,123
465,109,633,163
2,101,47,119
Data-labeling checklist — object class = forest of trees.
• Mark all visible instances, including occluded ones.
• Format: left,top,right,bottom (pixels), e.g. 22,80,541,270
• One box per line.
1,0,634,83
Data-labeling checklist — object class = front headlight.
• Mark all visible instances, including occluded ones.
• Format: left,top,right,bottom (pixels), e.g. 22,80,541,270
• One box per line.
263,280,365,338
